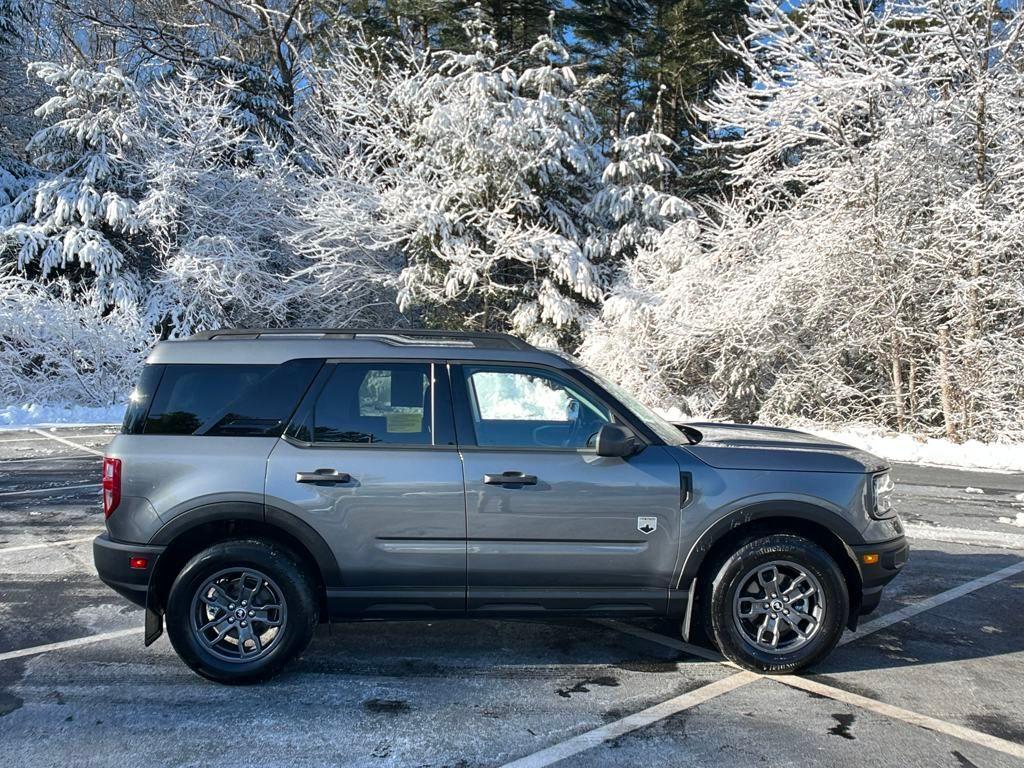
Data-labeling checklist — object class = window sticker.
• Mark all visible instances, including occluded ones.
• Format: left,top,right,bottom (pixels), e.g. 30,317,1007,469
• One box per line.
387,412,423,433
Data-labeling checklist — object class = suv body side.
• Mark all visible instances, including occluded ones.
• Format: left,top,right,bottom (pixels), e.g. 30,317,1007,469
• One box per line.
95,335,907,643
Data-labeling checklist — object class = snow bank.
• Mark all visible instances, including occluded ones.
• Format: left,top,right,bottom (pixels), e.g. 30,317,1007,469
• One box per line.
655,409,1024,472
795,423,1024,473
0,403,125,429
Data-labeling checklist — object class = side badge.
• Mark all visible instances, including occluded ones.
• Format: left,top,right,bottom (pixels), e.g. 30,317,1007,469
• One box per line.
637,516,657,534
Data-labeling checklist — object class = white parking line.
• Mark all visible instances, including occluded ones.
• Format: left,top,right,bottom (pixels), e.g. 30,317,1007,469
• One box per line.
777,675,1024,759
0,453,102,465
839,557,1024,645
593,557,1024,762
0,483,98,498
0,433,114,444
28,428,105,457
498,672,759,768
0,534,101,554
0,628,141,663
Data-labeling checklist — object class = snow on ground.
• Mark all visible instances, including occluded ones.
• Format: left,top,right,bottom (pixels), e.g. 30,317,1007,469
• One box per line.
793,422,1024,473
903,521,1024,550
662,409,1024,473
0,403,125,429
997,512,1024,529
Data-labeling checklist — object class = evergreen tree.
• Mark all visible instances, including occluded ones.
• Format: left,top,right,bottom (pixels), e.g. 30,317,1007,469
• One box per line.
0,64,146,309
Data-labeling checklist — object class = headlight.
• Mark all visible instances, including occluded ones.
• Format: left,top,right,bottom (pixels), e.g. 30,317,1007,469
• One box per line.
869,472,896,519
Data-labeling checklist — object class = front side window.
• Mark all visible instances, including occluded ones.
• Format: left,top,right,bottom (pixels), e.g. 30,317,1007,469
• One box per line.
310,362,434,445
463,366,611,449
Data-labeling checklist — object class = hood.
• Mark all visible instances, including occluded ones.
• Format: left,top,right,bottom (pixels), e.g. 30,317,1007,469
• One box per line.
675,422,888,474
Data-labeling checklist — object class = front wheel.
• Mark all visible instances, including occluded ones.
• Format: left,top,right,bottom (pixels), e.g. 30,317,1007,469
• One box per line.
704,534,848,674
165,539,318,684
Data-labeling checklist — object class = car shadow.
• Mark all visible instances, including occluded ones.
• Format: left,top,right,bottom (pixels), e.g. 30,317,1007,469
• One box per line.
297,615,708,681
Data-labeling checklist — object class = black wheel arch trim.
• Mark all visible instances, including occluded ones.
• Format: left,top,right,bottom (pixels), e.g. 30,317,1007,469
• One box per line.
149,501,342,589
679,500,865,586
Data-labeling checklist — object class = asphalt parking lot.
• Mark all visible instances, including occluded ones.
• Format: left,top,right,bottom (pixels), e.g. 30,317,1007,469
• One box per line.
1,427,1023,767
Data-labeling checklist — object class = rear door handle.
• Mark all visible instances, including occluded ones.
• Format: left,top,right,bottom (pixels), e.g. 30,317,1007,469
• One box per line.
296,468,352,484
484,471,538,486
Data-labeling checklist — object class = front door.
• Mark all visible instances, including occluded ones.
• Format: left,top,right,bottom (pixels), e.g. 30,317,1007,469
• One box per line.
265,360,466,616
451,363,683,616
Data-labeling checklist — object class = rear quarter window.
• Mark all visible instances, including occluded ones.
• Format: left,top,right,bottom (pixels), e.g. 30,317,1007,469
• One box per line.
123,359,321,436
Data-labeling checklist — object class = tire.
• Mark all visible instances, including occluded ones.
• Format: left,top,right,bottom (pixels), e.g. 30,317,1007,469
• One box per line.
702,534,848,674
165,539,318,684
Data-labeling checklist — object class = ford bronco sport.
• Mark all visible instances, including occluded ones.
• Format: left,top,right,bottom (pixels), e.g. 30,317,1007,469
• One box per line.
94,328,908,683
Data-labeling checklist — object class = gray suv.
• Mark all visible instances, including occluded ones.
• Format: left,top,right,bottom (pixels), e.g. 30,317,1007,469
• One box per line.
94,328,908,683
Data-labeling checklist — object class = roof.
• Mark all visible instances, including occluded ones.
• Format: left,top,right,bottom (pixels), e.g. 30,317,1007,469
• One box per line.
148,328,574,368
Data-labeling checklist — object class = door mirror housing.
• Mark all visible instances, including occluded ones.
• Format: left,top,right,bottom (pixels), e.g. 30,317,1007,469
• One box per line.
595,423,641,458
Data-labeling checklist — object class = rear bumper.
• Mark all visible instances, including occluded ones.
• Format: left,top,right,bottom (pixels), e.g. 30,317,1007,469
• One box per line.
93,533,165,609
852,534,909,616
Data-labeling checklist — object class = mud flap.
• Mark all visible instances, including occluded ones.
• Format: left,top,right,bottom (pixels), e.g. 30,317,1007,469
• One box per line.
144,573,164,646
681,578,697,642
144,607,164,646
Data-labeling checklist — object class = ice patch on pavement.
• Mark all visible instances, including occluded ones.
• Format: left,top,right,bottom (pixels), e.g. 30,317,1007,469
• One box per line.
0,403,125,429
997,512,1024,529
72,603,140,633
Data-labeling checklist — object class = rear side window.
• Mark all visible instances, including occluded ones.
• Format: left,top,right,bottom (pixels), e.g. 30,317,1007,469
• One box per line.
306,362,434,445
124,359,321,436
122,364,164,434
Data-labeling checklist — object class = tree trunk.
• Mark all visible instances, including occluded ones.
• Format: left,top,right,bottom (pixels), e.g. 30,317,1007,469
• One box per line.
890,335,905,432
937,326,957,441
908,357,917,422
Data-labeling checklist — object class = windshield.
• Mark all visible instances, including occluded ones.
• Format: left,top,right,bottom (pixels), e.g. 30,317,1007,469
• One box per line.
582,368,687,446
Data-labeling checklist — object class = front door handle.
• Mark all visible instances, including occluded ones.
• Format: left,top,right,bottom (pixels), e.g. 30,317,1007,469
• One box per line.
296,468,352,484
484,471,538,486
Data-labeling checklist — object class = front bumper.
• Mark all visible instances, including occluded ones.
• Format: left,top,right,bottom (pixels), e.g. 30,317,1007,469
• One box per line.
852,534,909,616
93,533,165,609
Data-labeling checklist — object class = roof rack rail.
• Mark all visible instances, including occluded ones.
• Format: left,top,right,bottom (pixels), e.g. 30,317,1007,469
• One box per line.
185,328,535,351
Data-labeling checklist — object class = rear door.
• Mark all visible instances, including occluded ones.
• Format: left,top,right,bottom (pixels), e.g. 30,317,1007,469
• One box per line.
452,363,684,616
265,360,466,616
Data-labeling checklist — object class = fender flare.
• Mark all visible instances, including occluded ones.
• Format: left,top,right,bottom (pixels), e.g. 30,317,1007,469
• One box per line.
678,500,864,585
150,501,342,587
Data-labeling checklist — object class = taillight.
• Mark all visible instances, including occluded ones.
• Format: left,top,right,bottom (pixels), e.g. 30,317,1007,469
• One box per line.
102,457,121,518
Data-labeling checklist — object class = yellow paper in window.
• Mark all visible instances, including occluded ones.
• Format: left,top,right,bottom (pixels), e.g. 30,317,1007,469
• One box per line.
387,412,423,433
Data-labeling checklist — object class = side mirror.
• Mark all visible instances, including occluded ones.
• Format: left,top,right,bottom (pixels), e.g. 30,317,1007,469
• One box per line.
595,423,641,458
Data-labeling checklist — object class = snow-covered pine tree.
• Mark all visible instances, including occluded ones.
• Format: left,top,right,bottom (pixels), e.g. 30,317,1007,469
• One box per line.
384,14,608,346
0,0,32,205
585,96,694,264
0,63,145,310
298,13,690,347
578,96,699,405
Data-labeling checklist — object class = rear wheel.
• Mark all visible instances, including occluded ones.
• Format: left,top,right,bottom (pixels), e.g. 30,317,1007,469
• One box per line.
165,539,318,684
704,534,848,674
